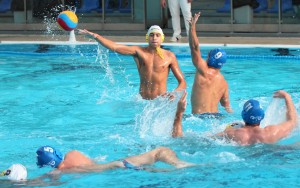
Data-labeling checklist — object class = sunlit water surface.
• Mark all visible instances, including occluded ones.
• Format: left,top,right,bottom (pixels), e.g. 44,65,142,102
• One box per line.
0,44,300,187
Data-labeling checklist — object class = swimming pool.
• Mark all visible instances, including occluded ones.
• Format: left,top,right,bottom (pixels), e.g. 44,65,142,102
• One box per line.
0,43,300,187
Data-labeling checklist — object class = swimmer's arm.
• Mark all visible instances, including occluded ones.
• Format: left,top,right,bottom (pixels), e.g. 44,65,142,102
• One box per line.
263,90,297,142
27,170,62,186
172,91,187,137
170,54,187,91
188,12,207,75
220,85,233,113
78,29,140,56
173,112,183,137
274,90,297,126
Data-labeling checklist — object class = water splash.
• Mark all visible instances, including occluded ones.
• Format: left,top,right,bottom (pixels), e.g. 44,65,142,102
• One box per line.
217,152,245,163
95,44,115,84
135,91,183,141
42,4,77,41
69,30,77,43
261,98,286,127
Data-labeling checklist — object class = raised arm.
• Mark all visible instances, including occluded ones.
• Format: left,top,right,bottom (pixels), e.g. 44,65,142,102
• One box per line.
264,90,298,142
188,12,207,75
170,53,187,91
172,91,187,137
78,29,140,56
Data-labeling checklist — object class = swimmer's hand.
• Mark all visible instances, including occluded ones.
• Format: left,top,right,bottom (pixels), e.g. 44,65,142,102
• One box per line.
188,12,201,26
78,29,97,39
225,106,233,113
273,90,290,99
161,92,175,101
176,91,187,114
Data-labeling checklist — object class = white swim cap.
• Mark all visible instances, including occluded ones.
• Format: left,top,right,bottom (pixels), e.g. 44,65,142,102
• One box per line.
147,25,164,36
146,25,164,42
6,164,27,181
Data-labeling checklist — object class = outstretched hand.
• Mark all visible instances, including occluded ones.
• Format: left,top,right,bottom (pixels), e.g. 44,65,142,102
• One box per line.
188,12,201,26
78,29,96,39
273,90,290,99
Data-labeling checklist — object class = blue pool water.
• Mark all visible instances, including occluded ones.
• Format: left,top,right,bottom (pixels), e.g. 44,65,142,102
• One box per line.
0,43,300,187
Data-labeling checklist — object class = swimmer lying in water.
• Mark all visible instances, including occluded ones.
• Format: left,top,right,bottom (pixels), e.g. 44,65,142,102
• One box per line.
1,146,195,186
36,146,196,174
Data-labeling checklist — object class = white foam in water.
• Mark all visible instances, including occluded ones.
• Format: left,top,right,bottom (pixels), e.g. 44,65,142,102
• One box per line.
136,91,183,140
260,98,286,127
217,152,245,163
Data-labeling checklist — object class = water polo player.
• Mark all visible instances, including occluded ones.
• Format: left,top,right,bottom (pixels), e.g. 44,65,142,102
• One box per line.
78,26,186,100
36,146,195,173
188,12,232,116
214,90,298,145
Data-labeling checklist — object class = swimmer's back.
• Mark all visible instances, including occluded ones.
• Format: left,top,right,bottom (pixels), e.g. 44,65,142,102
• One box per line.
225,125,279,145
191,68,228,114
59,150,95,169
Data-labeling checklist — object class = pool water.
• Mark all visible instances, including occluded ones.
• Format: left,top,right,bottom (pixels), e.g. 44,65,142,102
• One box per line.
0,43,300,187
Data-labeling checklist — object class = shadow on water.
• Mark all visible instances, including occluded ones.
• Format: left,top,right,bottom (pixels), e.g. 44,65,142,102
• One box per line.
271,48,295,56
35,44,52,53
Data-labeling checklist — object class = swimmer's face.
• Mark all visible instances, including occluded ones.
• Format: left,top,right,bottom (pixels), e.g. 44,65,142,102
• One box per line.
148,32,163,47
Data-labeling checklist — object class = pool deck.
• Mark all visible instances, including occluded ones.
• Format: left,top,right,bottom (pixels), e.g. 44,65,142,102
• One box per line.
1,31,300,46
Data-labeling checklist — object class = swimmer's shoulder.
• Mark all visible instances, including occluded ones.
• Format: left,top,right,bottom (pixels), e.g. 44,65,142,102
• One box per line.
164,49,175,56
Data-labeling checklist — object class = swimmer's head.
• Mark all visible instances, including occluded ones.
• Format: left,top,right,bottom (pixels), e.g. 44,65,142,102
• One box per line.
146,25,165,43
207,48,227,69
36,146,63,168
1,164,27,181
241,99,265,125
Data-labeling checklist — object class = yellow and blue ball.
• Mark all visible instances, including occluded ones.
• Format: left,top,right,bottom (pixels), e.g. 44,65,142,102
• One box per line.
57,11,78,31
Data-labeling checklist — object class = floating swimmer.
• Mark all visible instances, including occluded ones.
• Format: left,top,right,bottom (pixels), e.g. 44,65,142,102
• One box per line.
78,26,186,100
188,12,233,115
35,145,196,174
173,90,298,146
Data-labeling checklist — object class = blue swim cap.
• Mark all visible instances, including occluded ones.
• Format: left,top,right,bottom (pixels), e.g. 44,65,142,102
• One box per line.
36,146,63,168
207,48,227,69
241,99,265,125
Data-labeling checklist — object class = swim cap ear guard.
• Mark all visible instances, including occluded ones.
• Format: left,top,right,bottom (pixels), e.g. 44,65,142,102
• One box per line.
36,146,63,168
146,25,165,42
241,99,265,125
207,48,227,69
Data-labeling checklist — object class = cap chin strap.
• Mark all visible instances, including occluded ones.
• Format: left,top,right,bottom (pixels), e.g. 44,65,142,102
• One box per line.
156,47,164,59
